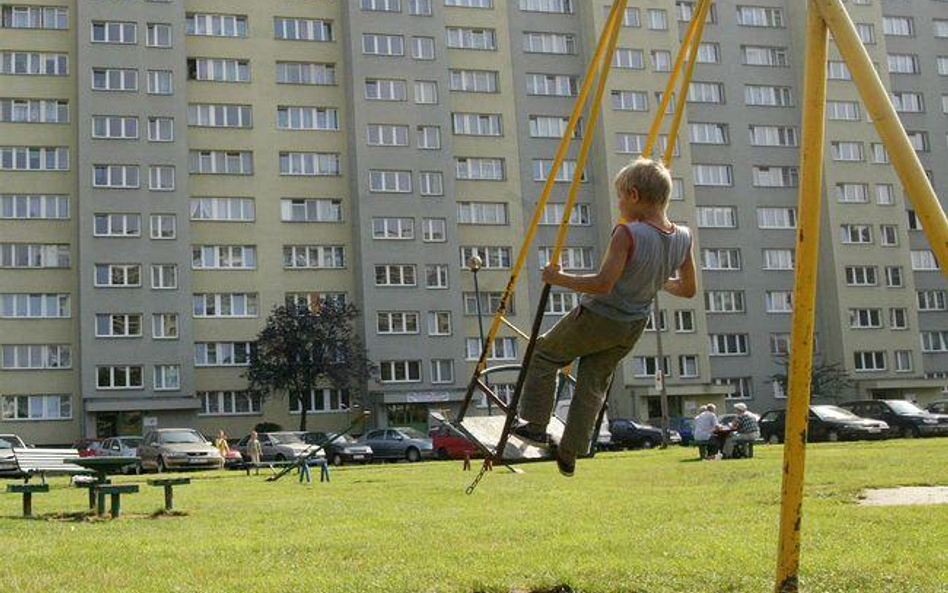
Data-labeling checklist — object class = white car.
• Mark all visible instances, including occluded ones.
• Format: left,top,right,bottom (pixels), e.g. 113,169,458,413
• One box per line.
0,434,27,475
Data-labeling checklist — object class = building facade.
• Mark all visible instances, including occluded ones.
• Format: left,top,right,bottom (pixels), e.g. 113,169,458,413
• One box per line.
1,0,946,444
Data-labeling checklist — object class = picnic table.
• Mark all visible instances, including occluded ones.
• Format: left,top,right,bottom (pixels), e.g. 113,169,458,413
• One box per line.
67,456,140,515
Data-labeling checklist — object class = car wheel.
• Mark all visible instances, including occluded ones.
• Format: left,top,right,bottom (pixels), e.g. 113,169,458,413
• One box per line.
437,448,449,461
828,431,840,443
902,426,917,439
406,447,421,463
156,457,166,474
767,434,781,445
641,439,656,449
275,454,286,462
332,453,343,467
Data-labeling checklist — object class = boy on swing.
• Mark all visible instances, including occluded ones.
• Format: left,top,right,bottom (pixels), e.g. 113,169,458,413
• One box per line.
513,158,696,476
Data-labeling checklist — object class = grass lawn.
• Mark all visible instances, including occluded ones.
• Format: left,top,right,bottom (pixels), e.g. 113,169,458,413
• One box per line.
1,439,946,593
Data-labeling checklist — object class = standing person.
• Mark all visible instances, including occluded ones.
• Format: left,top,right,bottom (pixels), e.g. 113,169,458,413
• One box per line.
299,456,312,484
247,430,263,475
214,430,229,458
693,404,719,459
723,403,760,458
319,458,331,483
513,158,697,477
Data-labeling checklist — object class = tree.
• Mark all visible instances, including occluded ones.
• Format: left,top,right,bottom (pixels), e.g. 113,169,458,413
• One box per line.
770,355,855,403
245,301,374,431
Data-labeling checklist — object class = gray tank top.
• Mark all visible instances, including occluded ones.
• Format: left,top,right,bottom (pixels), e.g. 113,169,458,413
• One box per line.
581,222,692,322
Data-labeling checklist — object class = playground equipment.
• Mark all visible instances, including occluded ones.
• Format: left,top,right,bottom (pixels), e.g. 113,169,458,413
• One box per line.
445,1,948,591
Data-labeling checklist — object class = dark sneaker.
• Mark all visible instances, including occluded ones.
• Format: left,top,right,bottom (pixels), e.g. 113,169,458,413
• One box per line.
511,423,551,447
555,449,575,477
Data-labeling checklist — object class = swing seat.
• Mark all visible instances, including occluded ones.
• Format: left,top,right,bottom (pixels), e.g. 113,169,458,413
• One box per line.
432,412,566,463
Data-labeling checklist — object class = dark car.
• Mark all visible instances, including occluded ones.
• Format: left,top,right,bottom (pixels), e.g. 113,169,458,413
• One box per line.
298,432,373,466
429,423,479,460
758,405,889,444
609,418,682,449
359,427,435,462
927,400,948,415
840,399,948,439
669,417,696,445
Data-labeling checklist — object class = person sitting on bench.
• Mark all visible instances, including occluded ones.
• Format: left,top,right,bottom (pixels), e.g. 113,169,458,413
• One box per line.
693,403,719,460
723,403,760,459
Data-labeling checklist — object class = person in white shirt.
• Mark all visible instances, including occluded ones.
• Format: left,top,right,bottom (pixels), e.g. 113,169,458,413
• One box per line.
693,403,719,459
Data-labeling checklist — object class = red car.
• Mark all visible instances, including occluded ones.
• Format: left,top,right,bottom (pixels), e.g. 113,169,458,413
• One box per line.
72,438,104,457
429,424,480,460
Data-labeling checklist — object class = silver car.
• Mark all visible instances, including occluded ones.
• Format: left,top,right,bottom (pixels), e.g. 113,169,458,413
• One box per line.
0,434,27,475
138,428,224,473
97,436,143,474
235,432,325,463
359,427,435,462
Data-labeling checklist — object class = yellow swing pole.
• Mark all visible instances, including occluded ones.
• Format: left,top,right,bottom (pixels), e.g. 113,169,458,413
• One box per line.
643,0,711,158
662,0,712,165
773,3,828,592
457,0,627,420
814,0,948,271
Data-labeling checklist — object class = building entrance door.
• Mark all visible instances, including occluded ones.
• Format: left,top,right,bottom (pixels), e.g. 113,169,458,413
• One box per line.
385,403,430,433
95,411,143,437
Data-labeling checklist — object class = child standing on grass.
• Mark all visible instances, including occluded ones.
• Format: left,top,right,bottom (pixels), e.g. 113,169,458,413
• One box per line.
513,157,696,477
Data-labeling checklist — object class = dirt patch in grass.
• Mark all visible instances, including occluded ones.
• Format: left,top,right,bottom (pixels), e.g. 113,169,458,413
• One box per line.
148,509,189,519
858,486,948,506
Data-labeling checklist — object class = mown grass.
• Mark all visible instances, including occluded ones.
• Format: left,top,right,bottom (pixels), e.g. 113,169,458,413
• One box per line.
0,439,946,593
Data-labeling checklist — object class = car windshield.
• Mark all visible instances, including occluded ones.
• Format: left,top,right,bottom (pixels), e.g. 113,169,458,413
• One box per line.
812,406,860,421
397,428,427,440
271,433,303,445
887,400,926,415
161,431,204,444
0,436,25,449
120,437,142,448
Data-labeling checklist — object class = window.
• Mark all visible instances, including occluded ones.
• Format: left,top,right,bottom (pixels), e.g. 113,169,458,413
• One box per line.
280,152,340,176
757,208,796,229
466,337,517,361
422,218,446,242
186,13,247,37
152,313,178,339
189,151,254,175
419,171,443,196
280,198,341,223
892,92,923,113
679,355,699,378
532,159,584,182
374,264,417,286
705,291,745,314
412,36,435,60
188,104,252,128
0,194,69,220
148,166,175,191
614,48,645,70
612,90,648,111
274,18,333,42
154,365,180,391
911,250,939,271
426,264,449,289
365,79,407,101
696,207,737,228
283,245,345,269
888,53,919,74
885,266,904,288
763,249,794,270
94,213,140,237
191,197,255,222
879,225,898,246
770,334,791,356
193,293,258,318
917,290,947,312
414,81,438,104
380,361,422,383
276,62,335,86
0,51,68,76
687,82,724,104
826,101,861,121
696,43,720,63
675,310,695,333
0,6,68,30
194,342,253,367
701,248,741,270
709,334,749,356
538,247,594,271
748,125,797,147
529,115,578,139
285,293,347,311
449,69,498,93
96,366,144,390
453,113,502,136
889,308,908,330
546,292,578,315
692,164,732,186
894,351,912,373
191,246,257,270
0,294,70,318
765,291,793,313
0,244,70,268
92,21,137,44
523,32,575,55
854,351,886,372
149,215,175,240
831,141,864,162
1,344,71,369
459,246,511,269
93,164,138,188
745,85,793,107
0,99,69,124
148,117,173,142
146,23,172,47
883,16,913,37
188,58,249,83
632,356,671,378
526,74,577,97
922,331,948,353
464,292,511,315
362,0,401,11
519,0,573,13
367,124,409,147
0,146,68,171
430,360,454,384
446,0,492,7
150,264,177,289
446,27,496,50
690,123,729,145
856,23,875,44
147,70,173,95
742,45,789,67
417,126,441,149
427,311,452,336
539,203,589,227
736,5,783,27
840,224,872,245
376,311,420,335
94,264,140,288
362,33,404,56
369,170,412,193
290,389,349,415
91,116,137,140
0,395,72,421
827,61,851,80
457,158,505,181
845,265,878,286
200,391,262,416
714,378,753,400
836,183,869,204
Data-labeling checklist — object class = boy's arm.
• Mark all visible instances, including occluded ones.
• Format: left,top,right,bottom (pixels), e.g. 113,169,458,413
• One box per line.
663,236,696,298
542,227,629,295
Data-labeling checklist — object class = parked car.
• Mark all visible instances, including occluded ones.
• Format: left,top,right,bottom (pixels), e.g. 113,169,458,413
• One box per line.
840,399,948,439
96,436,143,473
758,406,889,444
669,417,696,445
927,400,948,415
609,418,682,449
298,432,373,466
0,434,27,476
429,423,479,460
234,432,324,463
72,438,104,458
138,428,224,473
555,400,612,452
359,427,435,462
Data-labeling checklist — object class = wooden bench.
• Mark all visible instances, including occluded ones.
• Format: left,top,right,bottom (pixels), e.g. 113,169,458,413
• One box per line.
74,478,111,509
11,448,91,483
147,478,190,511
6,483,50,517
94,484,139,518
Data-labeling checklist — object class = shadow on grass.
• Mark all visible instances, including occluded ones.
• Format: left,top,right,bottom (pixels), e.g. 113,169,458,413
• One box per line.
148,509,189,519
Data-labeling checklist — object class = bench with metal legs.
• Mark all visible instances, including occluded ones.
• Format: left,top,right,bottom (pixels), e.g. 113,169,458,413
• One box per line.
147,478,190,511
94,484,139,518
6,484,50,517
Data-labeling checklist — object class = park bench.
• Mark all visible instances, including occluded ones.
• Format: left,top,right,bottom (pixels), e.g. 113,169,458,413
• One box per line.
147,478,190,511
6,483,50,517
95,484,139,518
11,448,91,484
74,477,111,509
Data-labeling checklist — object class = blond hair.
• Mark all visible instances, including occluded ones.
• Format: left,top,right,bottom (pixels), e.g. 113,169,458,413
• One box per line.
614,158,673,208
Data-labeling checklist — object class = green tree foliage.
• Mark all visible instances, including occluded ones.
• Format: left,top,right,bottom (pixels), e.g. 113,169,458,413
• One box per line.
245,302,374,431
770,355,855,402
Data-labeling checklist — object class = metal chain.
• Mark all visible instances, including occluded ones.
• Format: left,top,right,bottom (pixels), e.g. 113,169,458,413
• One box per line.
465,459,492,495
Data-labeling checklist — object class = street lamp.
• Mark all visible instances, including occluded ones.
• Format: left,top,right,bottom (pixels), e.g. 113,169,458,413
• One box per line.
467,255,492,416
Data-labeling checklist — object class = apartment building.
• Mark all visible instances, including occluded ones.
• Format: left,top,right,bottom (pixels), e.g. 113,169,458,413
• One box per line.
1,0,946,445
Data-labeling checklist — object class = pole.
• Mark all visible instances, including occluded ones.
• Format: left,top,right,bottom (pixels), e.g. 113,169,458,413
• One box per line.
468,256,491,416
653,294,670,449
774,4,827,592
